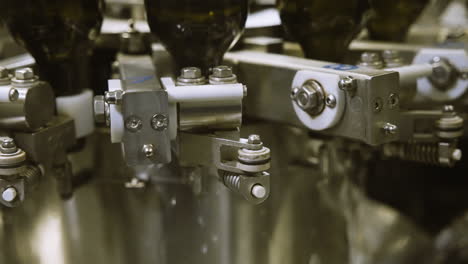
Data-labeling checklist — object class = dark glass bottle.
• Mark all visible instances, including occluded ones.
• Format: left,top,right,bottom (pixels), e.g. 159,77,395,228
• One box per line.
0,0,104,96
367,0,430,42
277,0,370,62
144,0,249,74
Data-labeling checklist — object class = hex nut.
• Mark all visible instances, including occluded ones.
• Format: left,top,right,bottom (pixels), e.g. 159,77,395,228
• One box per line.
15,68,34,80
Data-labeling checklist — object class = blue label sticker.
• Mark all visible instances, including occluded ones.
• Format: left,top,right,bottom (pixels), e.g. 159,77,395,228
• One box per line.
129,75,154,84
323,64,359,71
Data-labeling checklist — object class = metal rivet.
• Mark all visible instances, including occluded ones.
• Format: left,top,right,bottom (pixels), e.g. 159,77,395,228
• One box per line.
125,116,143,132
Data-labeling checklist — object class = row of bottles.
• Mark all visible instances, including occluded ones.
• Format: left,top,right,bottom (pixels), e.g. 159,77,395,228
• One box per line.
0,0,429,92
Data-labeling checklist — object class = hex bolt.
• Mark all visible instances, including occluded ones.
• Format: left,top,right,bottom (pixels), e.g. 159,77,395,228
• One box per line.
2,187,17,202
142,144,155,158
294,80,325,115
181,67,202,79
105,90,123,105
326,94,337,108
151,114,169,131
251,184,267,199
212,66,233,78
209,65,237,84
359,52,384,69
94,95,106,124
177,67,206,86
0,137,17,154
382,123,398,135
15,68,35,80
0,67,9,79
382,50,404,68
248,135,262,145
338,76,357,93
125,116,143,132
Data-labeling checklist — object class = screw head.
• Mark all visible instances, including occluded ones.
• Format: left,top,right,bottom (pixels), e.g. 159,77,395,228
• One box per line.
212,66,233,78
248,134,262,145
2,187,17,202
14,68,34,80
251,184,267,199
9,88,19,102
388,93,399,109
181,67,202,79
125,116,143,132
151,114,169,131
325,94,337,108
142,144,155,158
338,76,357,93
373,97,384,113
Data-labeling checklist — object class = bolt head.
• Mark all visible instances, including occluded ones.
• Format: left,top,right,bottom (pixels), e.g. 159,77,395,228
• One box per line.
94,95,106,123
212,66,233,78
296,85,319,110
0,67,9,79
15,68,34,80
142,144,155,158
1,138,16,149
248,134,262,145
181,67,202,79
151,114,169,131
251,184,267,199
382,50,400,60
105,90,123,105
361,52,380,63
339,77,357,92
2,187,17,202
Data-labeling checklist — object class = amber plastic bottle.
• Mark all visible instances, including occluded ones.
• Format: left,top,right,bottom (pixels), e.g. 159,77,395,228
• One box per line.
144,0,249,74
277,0,370,62
367,0,430,42
0,0,104,96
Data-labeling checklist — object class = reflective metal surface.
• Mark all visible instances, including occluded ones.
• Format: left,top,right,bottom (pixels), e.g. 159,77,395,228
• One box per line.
0,126,432,264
